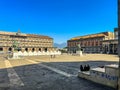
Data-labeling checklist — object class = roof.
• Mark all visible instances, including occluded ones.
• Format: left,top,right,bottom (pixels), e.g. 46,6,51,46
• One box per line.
71,33,107,40
0,31,53,39
0,31,27,36
27,34,52,39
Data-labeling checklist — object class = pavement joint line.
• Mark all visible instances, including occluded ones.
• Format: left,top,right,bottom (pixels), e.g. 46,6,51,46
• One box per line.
4,60,24,87
26,59,74,78
45,63,79,71
28,58,79,71
27,58,47,62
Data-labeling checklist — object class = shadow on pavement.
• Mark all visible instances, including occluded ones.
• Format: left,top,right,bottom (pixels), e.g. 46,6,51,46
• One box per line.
0,60,117,90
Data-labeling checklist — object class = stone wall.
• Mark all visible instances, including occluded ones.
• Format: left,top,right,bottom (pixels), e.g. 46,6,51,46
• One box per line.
78,65,119,88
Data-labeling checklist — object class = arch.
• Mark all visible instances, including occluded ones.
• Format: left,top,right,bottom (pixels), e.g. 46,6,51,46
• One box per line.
44,48,47,52
18,47,21,51
8,47,12,51
0,48,3,51
25,48,28,52
39,48,41,51
32,48,35,52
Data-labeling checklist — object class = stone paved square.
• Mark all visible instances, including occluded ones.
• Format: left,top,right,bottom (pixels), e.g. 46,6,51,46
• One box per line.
0,54,118,90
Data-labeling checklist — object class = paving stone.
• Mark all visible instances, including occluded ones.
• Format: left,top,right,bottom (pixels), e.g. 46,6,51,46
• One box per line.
0,54,118,90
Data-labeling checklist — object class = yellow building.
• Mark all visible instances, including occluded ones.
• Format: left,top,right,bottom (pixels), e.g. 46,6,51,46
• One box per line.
0,30,55,52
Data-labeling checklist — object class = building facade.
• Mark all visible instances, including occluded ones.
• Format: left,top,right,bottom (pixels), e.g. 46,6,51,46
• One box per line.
67,32,114,53
0,30,55,52
102,28,118,54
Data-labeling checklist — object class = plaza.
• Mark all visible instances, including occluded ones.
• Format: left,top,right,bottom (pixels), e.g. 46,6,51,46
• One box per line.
0,54,118,90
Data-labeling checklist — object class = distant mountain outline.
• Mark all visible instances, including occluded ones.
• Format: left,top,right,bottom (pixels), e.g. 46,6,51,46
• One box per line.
54,42,67,48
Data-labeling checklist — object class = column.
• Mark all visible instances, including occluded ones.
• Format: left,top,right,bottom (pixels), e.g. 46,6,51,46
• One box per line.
36,48,39,52
21,48,25,52
107,44,110,54
3,47,7,52
113,44,115,54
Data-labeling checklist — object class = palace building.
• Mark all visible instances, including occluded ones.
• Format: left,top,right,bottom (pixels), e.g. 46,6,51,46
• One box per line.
0,30,55,52
67,32,114,53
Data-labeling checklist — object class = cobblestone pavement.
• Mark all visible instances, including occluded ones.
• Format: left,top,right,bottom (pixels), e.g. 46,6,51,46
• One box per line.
0,54,118,90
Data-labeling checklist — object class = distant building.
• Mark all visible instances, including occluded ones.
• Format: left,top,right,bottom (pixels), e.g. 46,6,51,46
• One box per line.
114,28,118,39
0,30,55,52
67,32,114,53
102,28,118,54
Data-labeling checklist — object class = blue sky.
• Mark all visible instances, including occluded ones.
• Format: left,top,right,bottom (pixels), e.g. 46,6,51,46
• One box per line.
0,0,117,43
